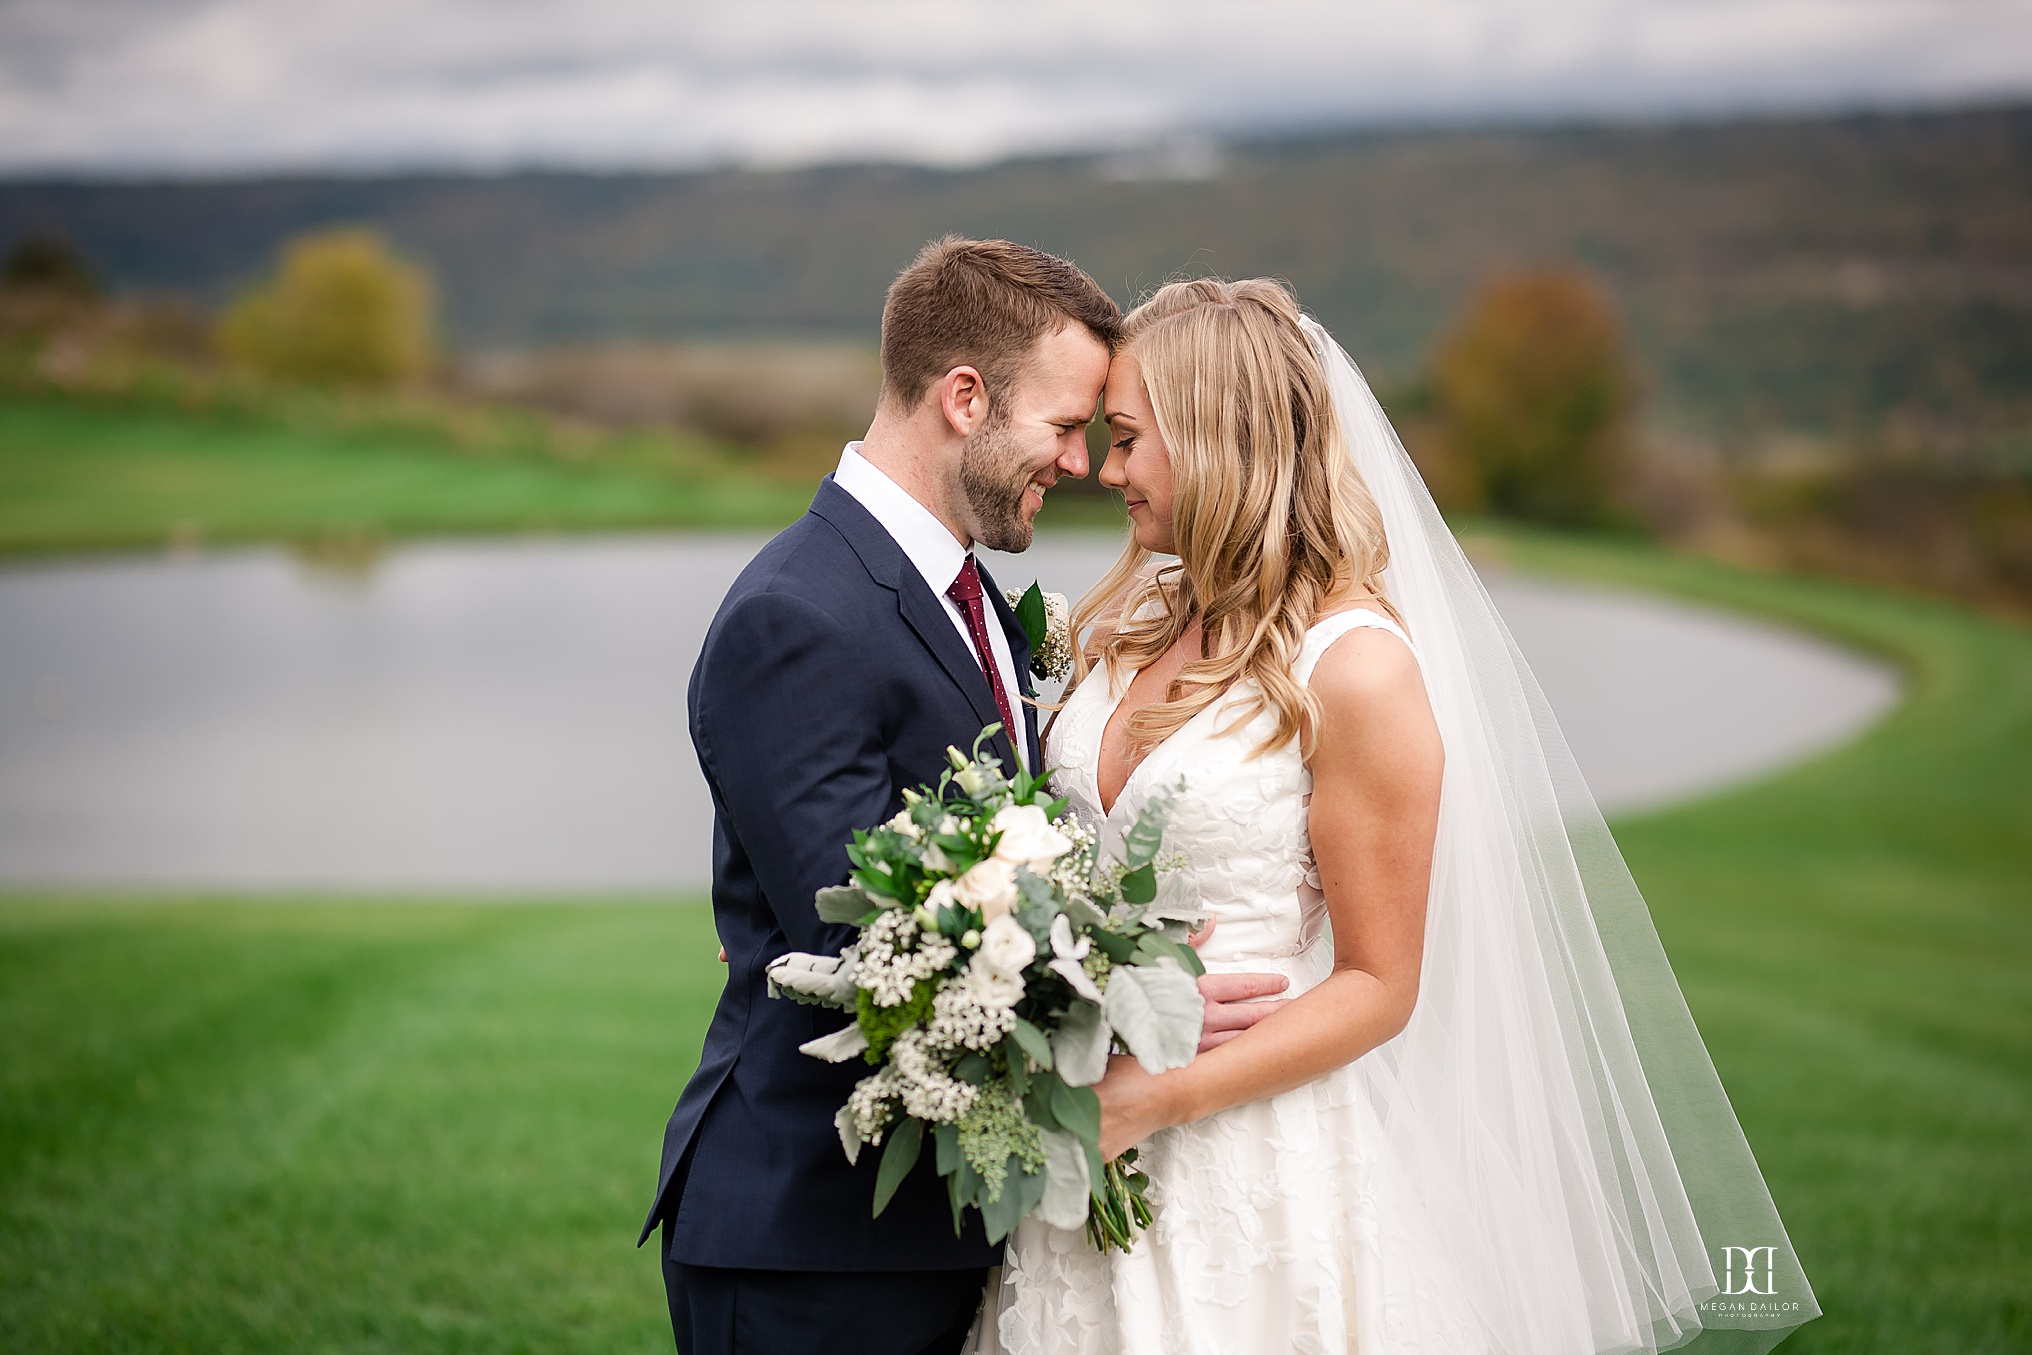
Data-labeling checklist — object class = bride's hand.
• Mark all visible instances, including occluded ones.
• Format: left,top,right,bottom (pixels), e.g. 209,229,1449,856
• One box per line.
1093,1054,1181,1160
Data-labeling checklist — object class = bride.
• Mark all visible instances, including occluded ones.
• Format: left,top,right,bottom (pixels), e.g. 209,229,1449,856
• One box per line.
973,279,1819,1354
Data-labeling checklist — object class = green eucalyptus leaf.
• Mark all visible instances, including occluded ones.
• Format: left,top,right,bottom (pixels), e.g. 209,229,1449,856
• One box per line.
1121,780,1180,870
935,1121,962,1176
1009,1016,1055,1071
872,1116,924,1218
1050,1079,1102,1145
1023,1079,1062,1133
1091,929,1138,963
1119,862,1157,904
1132,930,1206,978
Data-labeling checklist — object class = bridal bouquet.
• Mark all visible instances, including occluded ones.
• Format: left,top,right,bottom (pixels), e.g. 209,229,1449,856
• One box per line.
767,728,1203,1252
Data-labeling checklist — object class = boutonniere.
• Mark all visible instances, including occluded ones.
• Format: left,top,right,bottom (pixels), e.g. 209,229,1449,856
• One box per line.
1006,582,1073,682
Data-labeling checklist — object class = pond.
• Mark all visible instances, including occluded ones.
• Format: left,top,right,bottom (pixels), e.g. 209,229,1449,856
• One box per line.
0,533,1899,891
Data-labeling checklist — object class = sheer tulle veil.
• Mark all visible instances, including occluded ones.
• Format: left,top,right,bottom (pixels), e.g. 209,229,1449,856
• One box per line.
1300,315,1818,1354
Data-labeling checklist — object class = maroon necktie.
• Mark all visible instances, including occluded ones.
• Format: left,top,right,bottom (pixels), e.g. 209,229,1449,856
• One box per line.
946,556,1019,750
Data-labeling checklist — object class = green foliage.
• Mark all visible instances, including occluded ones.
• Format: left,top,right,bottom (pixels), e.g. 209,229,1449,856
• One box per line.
1,231,98,299
855,977,936,1063
1431,268,1638,526
956,1078,1045,1204
220,227,435,386
871,1115,922,1218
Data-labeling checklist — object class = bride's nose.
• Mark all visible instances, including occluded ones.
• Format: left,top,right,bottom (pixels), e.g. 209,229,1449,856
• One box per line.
1099,443,1130,491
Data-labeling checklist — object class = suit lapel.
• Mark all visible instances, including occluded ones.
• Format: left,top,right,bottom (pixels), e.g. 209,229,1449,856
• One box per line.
811,478,1019,766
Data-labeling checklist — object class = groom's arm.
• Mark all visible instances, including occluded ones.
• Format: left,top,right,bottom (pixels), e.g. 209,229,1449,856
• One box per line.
692,588,891,957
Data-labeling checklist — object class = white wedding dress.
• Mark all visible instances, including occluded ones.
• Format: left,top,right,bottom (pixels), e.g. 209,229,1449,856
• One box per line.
977,608,1500,1355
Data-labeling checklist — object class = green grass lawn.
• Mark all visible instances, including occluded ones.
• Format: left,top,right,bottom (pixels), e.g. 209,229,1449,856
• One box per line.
0,534,2026,1352
0,900,721,1354
0,394,813,555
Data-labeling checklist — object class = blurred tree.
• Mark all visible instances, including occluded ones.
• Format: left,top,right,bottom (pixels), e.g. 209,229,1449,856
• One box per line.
2,232,101,299
220,227,434,385
1432,267,1637,526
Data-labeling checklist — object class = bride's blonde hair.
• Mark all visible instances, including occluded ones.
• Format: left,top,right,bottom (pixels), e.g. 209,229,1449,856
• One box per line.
1067,277,1397,758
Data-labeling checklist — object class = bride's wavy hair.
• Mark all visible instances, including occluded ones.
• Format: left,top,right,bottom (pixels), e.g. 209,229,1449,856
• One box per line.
1066,277,1398,758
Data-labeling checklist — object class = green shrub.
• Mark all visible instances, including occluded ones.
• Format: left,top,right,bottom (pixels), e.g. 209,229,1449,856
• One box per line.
220,228,434,386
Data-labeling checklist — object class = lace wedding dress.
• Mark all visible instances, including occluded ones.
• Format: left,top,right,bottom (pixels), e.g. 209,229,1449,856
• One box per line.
975,608,1500,1355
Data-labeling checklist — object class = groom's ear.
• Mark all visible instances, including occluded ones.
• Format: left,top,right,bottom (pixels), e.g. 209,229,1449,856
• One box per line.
936,364,992,438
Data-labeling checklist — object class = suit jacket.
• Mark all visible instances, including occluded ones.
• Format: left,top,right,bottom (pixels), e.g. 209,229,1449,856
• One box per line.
642,476,1043,1271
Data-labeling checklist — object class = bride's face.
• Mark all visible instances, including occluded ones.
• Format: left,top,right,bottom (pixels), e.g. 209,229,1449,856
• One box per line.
1100,352,1177,553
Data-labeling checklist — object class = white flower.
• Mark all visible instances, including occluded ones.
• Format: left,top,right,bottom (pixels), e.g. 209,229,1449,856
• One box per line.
956,761,998,798
974,913,1036,979
925,879,958,912
921,843,955,875
991,803,1073,870
966,960,1026,1012
885,810,923,840
927,968,1021,1051
890,1029,979,1123
952,856,1019,921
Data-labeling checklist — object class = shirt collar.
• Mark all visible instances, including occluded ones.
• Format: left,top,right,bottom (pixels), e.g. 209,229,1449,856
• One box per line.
834,442,970,597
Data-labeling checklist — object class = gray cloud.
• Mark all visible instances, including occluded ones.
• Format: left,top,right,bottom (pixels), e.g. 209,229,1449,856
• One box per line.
3,0,2031,175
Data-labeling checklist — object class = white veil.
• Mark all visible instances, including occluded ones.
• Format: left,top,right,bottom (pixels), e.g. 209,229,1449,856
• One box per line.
1301,316,1819,1354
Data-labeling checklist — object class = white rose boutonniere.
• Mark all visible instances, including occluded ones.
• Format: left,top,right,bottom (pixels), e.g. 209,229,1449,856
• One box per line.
1007,582,1073,682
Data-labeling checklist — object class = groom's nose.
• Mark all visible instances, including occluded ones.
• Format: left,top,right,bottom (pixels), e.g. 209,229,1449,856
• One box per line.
1055,430,1090,479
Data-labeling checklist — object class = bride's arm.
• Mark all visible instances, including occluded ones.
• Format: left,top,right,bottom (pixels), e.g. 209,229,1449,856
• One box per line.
1093,627,1442,1159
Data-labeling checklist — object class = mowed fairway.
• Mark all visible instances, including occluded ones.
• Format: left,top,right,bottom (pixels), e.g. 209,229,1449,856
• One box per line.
0,396,810,554
1,534,2028,1353
0,901,722,1354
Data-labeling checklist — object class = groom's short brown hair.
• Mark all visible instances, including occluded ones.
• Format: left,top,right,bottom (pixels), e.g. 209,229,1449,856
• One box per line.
880,236,1121,413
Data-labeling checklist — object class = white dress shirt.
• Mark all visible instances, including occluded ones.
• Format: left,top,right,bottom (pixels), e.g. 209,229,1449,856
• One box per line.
833,442,1028,764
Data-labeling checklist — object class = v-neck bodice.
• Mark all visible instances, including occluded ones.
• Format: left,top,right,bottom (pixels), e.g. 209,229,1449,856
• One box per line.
1046,608,1412,969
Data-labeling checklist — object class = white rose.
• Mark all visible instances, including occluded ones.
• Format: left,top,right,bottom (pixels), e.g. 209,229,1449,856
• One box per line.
925,879,958,914
973,914,1037,980
991,803,1073,870
967,962,1025,1011
951,856,1019,921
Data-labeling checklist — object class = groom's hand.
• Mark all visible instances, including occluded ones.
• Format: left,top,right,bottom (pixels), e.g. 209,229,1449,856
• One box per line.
1197,973,1291,1051
1190,915,1292,1051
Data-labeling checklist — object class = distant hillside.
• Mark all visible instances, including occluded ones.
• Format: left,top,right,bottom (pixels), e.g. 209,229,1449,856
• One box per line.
4,105,2029,452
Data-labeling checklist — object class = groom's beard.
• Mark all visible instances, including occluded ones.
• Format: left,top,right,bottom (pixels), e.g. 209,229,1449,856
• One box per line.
959,418,1043,554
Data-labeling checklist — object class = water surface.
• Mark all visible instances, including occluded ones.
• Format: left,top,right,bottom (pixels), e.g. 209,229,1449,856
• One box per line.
0,534,1898,890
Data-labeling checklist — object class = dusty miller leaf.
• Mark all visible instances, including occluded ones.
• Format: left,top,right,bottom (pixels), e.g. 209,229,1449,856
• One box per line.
1102,956,1203,1073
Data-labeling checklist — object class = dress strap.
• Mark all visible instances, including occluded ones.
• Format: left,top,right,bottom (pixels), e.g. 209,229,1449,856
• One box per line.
1295,608,1415,685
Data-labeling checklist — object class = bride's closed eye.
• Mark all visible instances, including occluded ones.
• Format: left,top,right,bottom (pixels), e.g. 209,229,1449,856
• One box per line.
1112,435,1137,452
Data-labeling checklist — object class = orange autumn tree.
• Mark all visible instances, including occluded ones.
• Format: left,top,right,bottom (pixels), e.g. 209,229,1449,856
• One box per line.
1432,268,1637,526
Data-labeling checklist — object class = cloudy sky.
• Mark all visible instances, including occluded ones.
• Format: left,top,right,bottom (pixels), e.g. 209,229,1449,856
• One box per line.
4,0,2031,176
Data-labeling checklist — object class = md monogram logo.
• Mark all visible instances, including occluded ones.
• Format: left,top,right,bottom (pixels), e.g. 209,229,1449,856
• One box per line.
1721,1246,1778,1296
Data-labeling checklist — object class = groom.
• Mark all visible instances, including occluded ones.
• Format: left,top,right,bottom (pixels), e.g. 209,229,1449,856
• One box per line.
642,238,1287,1355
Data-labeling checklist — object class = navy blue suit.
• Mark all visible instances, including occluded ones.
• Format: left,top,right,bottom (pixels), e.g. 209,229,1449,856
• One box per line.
643,478,1042,1352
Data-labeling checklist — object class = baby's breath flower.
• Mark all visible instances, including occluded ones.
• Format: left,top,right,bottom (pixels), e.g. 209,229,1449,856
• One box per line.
857,910,958,1007
890,1029,978,1123
925,967,1021,1052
